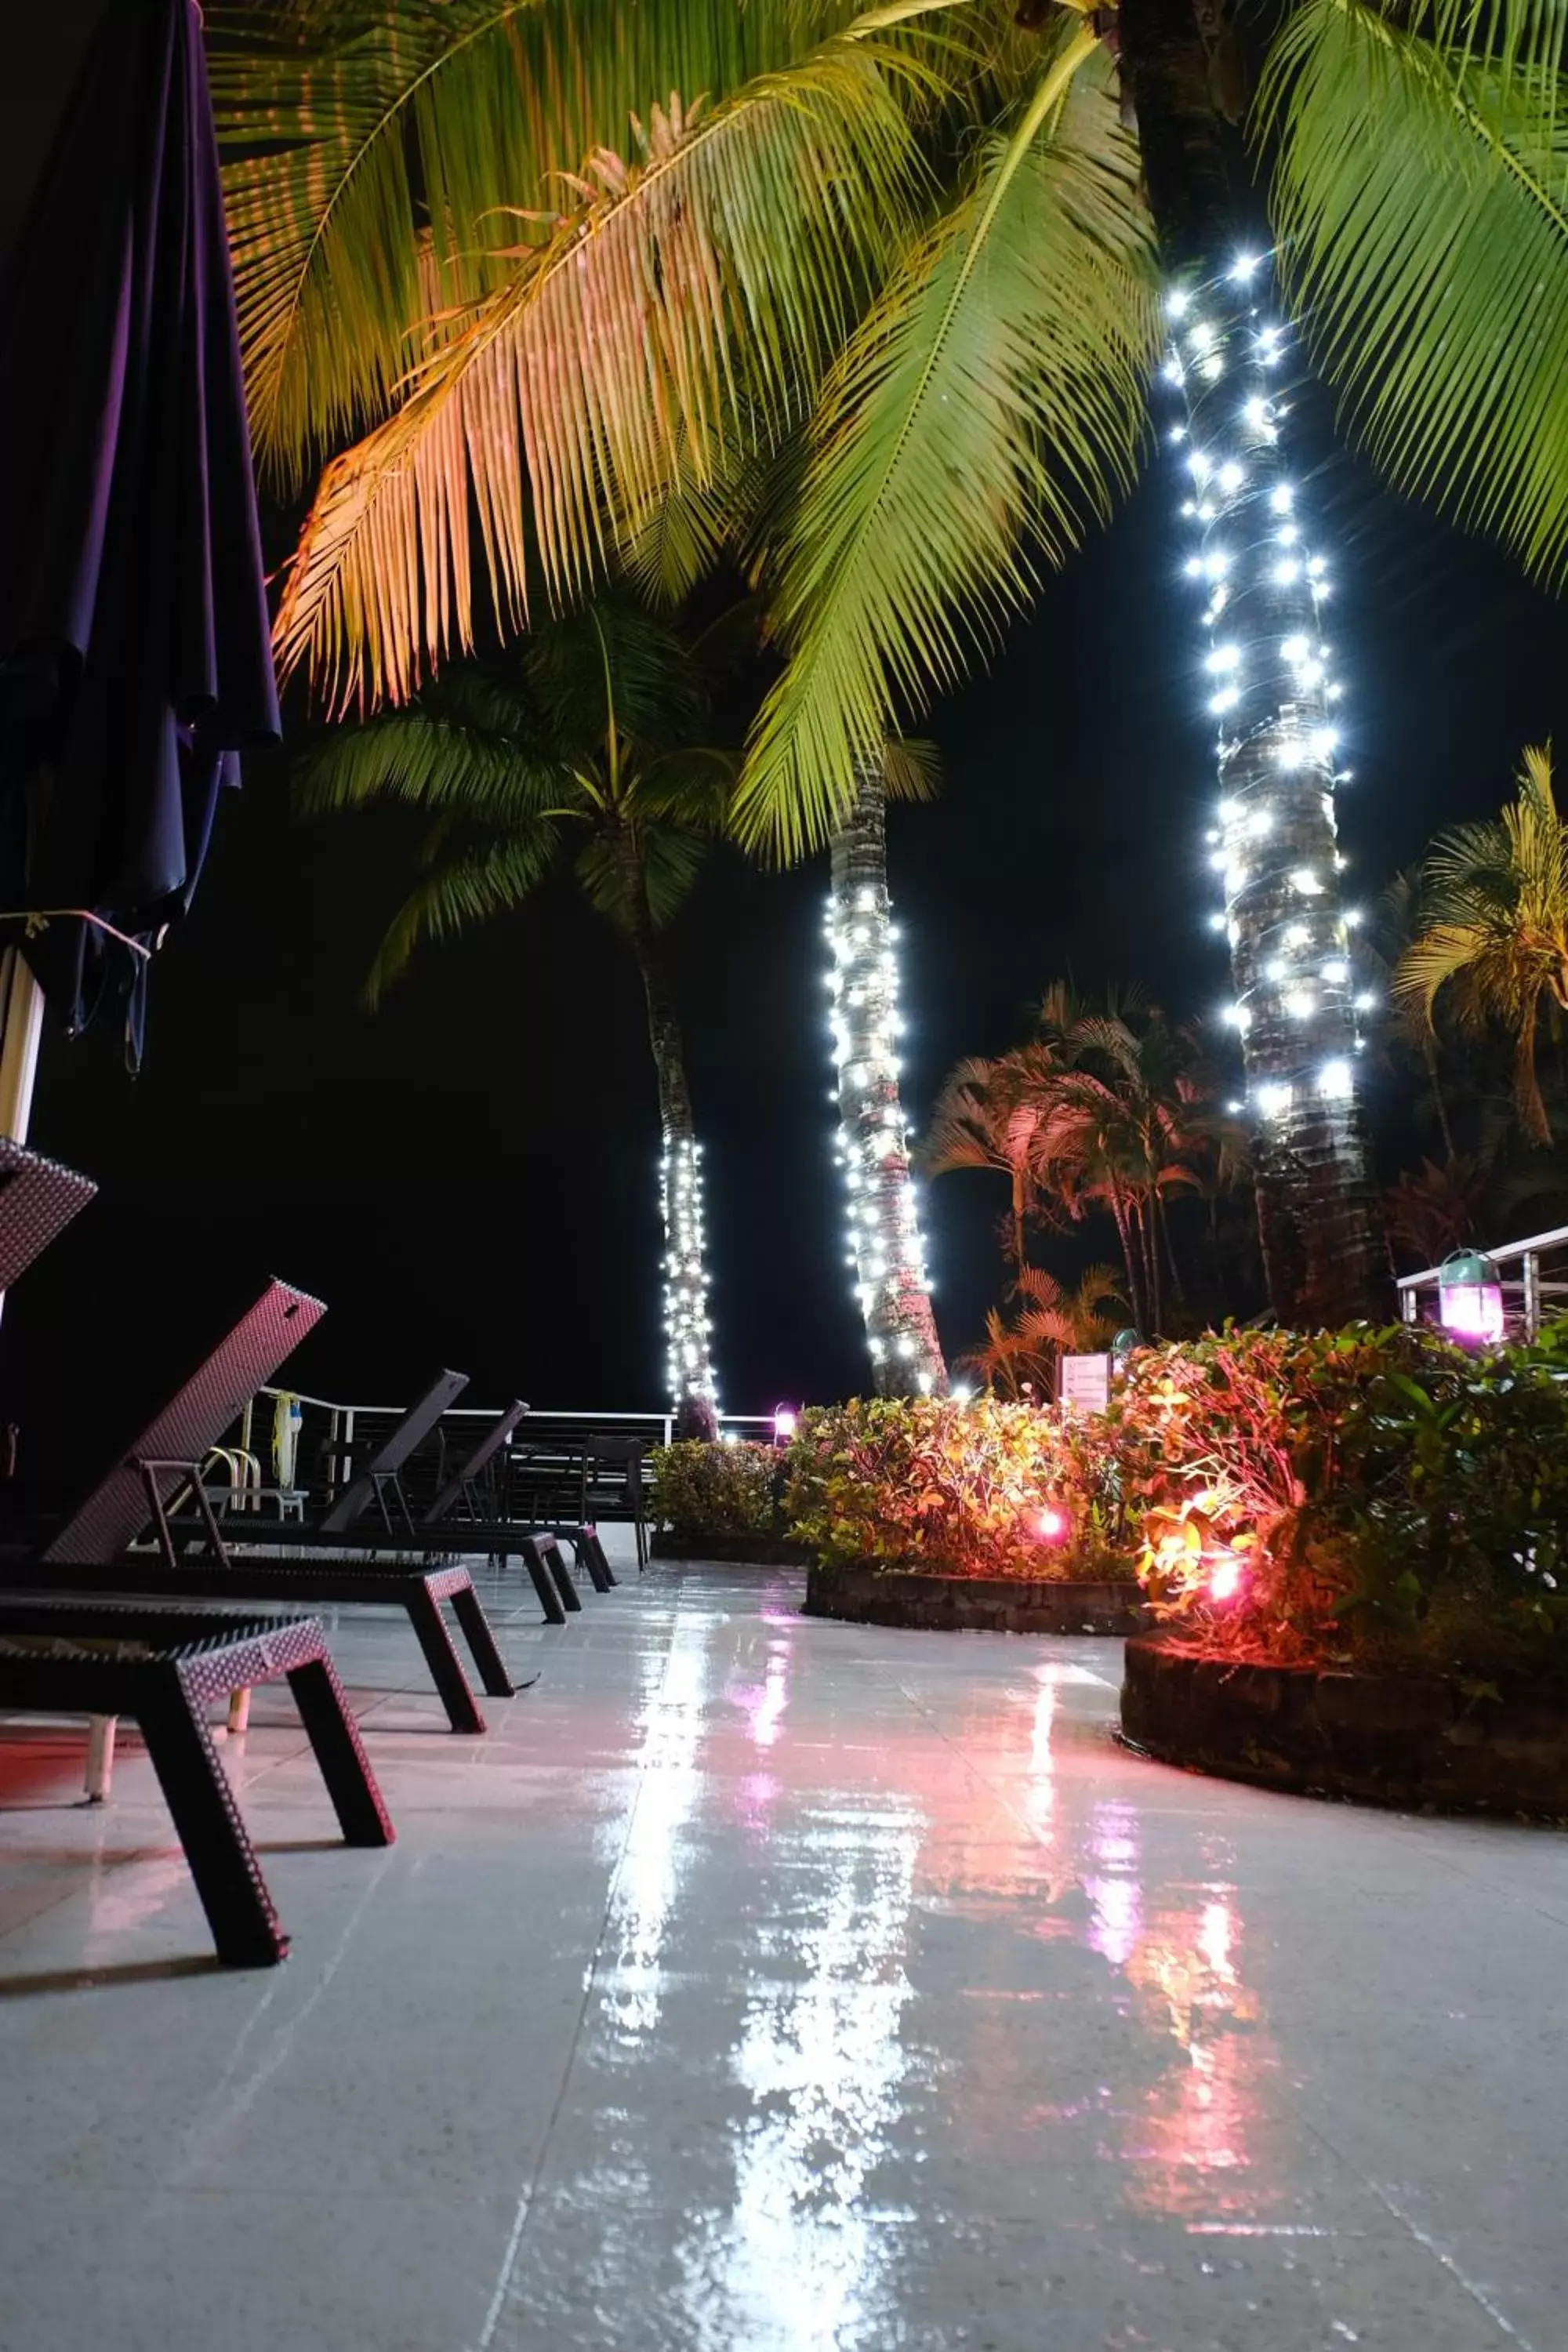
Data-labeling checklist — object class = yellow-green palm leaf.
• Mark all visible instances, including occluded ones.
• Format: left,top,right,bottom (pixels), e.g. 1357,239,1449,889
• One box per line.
211,0,888,486
1395,744,1568,1139
732,31,1160,859
1261,0,1568,585
272,48,924,712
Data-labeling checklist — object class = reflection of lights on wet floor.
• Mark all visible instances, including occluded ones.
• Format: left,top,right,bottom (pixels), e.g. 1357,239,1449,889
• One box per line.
679,1810,923,2352
744,1642,791,1751
1200,1896,1236,1980
1084,1798,1142,1969
601,1616,713,2044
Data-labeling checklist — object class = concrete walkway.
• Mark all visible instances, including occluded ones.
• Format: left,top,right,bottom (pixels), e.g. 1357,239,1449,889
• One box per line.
1,1553,1565,2351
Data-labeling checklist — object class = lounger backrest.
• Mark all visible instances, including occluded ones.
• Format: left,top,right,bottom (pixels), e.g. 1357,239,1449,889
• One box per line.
42,1278,325,1566
0,1139,97,1291
317,1369,469,1532
423,1399,528,1525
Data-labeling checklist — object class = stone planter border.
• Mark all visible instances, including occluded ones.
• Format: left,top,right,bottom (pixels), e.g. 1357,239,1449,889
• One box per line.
1120,1635,1568,1818
650,1531,812,1566
804,1559,1149,1636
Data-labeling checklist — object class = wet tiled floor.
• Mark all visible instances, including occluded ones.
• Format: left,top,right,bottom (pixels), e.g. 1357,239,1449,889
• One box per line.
2,1551,1565,2350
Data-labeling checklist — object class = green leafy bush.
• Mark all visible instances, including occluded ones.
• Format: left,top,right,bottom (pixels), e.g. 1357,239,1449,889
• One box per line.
783,1396,1134,1581
649,1440,780,1540
1105,1322,1568,1672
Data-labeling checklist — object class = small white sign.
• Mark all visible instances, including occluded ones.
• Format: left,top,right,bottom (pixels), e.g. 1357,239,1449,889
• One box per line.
1059,1352,1111,1414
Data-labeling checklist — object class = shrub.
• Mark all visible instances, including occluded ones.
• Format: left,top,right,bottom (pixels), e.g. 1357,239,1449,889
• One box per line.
648,1439,780,1540
1107,1321,1568,1673
784,1396,1135,1580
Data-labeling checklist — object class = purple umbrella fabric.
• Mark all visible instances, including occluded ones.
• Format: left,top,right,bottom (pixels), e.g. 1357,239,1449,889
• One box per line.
0,0,278,1058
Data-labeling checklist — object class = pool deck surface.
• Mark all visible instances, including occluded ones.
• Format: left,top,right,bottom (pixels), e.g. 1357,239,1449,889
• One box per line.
2,1546,1565,2350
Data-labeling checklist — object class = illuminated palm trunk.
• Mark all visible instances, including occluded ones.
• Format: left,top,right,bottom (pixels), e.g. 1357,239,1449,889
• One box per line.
631,920,720,1438
1120,0,1390,1327
827,769,948,1396
1164,266,1388,1326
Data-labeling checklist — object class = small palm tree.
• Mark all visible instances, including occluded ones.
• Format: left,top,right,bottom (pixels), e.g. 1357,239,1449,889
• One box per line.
958,1265,1125,1402
298,597,737,1431
1396,747,1568,1147
931,986,1237,1337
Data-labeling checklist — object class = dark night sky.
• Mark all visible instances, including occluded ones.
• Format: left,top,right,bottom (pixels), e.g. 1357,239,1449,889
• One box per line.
7,4,1568,1461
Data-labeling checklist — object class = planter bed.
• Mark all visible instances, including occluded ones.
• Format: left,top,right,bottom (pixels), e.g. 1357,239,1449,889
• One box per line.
804,1559,1149,1635
1121,1635,1568,1817
651,1532,812,1566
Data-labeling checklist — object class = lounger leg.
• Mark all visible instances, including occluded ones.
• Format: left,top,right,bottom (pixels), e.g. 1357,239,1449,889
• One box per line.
84,1714,117,1803
285,1657,396,1848
227,1688,252,1735
547,1548,583,1613
584,1530,616,1590
448,1584,516,1698
139,1676,288,1967
522,1541,568,1627
405,1586,487,1733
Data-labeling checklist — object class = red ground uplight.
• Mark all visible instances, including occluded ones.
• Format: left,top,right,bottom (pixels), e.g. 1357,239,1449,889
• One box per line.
1208,1553,1243,1602
1035,1505,1069,1543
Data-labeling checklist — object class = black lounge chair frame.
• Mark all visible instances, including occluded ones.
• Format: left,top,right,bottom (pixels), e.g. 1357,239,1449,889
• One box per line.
0,1603,393,1966
20,1301,536,1724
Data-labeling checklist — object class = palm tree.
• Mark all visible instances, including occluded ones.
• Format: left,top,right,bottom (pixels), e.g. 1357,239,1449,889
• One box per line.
213,0,1568,1323
959,1264,1126,1400
925,1044,1065,1283
828,746,949,1396
1395,746,1568,1147
298,597,735,1433
930,986,1235,1335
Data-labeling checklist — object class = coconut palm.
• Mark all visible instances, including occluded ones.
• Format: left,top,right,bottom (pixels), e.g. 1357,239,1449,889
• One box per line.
212,0,1568,1323
827,744,949,1396
298,596,736,1432
1395,747,1568,1147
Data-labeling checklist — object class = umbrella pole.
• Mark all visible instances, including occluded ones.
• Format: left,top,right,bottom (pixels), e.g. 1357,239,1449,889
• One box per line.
0,947,44,1145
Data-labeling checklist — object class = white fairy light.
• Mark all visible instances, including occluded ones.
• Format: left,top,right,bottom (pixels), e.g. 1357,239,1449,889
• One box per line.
1319,1060,1355,1100
1167,253,1370,1174
660,1131,719,1421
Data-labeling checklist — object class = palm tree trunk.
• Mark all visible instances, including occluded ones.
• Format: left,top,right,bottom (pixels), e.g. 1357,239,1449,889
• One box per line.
1121,0,1393,1329
623,855,720,1438
828,765,948,1398
1108,1174,1148,1335
1425,1036,1457,1160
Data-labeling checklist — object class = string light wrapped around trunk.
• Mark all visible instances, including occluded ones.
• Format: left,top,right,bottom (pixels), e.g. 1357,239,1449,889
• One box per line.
1163,254,1389,1327
660,1134,719,1428
825,779,947,1399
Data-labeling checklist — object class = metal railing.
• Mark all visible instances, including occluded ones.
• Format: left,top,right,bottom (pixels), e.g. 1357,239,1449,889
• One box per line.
220,1386,774,1505
1397,1224,1568,1343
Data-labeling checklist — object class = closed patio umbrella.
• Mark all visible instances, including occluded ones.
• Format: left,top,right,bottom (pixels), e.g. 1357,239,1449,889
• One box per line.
0,0,279,1121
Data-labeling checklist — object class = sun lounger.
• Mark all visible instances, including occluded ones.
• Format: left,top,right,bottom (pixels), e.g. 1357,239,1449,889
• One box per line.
0,1138,97,1290
423,1400,528,1526
13,1287,529,1727
0,1602,393,1965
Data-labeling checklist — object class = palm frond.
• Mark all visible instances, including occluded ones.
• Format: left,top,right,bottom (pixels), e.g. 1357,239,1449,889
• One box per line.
295,691,561,822
1261,0,1568,585
365,825,561,1003
211,0,884,486
273,39,927,713
731,31,1159,860
881,735,942,802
